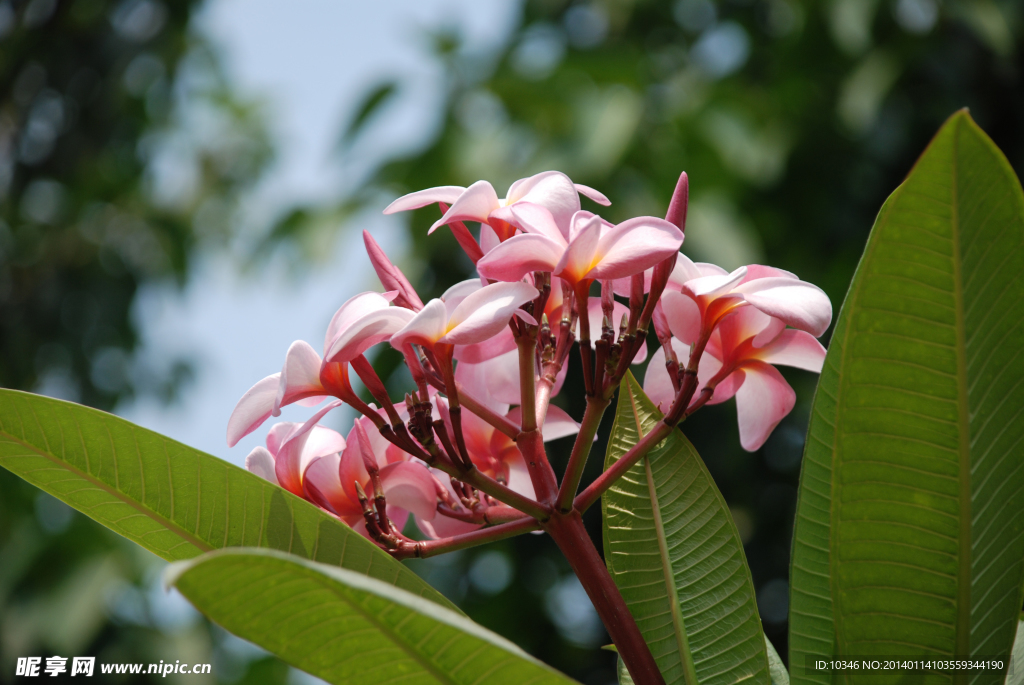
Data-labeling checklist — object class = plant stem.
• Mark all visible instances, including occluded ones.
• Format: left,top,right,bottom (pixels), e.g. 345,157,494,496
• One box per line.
518,336,538,432
516,428,559,505
555,396,610,512
573,420,674,514
544,511,665,685
390,517,539,560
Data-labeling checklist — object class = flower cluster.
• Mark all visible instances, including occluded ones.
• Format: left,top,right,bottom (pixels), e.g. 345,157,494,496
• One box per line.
226,170,831,552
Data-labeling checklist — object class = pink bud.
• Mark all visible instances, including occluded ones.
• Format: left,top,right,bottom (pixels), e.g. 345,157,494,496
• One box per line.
363,231,424,311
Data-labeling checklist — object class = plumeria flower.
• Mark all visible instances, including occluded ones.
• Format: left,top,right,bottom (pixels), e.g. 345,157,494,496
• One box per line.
304,417,439,534
476,204,684,288
453,274,568,365
644,306,827,451
244,401,345,496
390,280,539,355
246,410,440,538
226,291,413,448
660,258,832,345
383,170,610,241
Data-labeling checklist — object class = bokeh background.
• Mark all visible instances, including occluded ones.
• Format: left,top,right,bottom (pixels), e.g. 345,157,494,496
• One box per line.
2,0,1022,683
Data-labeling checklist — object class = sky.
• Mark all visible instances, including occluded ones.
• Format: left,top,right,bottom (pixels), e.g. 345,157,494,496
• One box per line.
120,0,521,467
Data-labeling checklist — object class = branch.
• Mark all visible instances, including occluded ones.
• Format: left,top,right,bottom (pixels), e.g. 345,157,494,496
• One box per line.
389,517,539,560
554,396,610,512
573,419,674,514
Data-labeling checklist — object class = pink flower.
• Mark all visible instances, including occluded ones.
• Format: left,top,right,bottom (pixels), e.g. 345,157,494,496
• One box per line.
245,410,440,538
476,205,684,287
226,291,413,448
383,170,610,241
644,306,826,451
660,258,832,345
324,291,415,364
390,280,539,351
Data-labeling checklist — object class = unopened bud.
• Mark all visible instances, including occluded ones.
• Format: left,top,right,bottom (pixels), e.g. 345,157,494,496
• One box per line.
354,481,368,502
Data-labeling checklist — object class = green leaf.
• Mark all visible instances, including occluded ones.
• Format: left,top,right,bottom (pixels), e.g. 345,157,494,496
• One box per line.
1007,618,1024,685
618,656,634,685
765,635,790,685
789,109,1024,682
0,389,454,610
166,548,577,685
602,372,770,685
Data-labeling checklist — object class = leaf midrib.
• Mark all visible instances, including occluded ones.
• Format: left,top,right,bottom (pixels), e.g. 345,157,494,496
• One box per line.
0,427,212,557
950,113,973,668
628,388,698,685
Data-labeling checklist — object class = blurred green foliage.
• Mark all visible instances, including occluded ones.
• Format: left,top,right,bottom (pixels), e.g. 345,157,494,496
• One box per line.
0,0,274,682
275,0,1024,681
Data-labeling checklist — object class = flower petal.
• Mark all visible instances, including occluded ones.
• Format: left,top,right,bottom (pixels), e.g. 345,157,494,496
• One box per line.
642,339,688,412
390,298,450,349
266,421,297,456
682,266,748,299
303,453,361,517
554,213,603,284
738,264,797,283
756,329,827,372
715,305,776,352
507,202,568,242
274,340,324,416
733,361,796,451
454,326,517,363
661,291,702,345
429,180,501,233
324,291,397,355
379,461,439,522
417,515,482,539
734,277,833,337
505,171,581,233
479,223,501,254
477,233,566,282
227,373,280,447
273,401,345,495
505,452,537,500
383,186,465,214
326,306,415,363
586,216,684,281
245,446,278,485
442,282,539,346
539,405,580,441
574,183,611,206
455,348,519,409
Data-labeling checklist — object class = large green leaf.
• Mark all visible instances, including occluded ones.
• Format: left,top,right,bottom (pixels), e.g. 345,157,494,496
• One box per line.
0,389,454,610
167,548,576,685
789,110,1024,683
602,373,770,685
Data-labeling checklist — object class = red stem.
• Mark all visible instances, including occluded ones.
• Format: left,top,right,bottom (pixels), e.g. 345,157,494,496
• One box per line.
544,512,665,685
390,517,539,560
